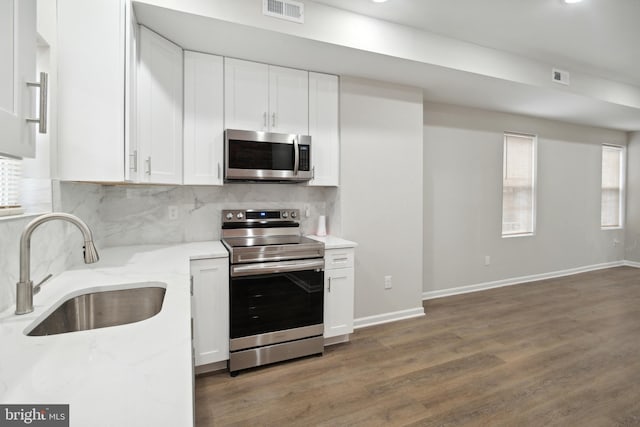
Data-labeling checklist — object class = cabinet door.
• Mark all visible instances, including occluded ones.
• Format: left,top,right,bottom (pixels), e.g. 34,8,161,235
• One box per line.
269,65,308,135
308,72,339,186
0,0,36,158
184,51,224,185
124,3,139,181
224,58,269,132
57,0,126,181
191,258,229,366
324,267,355,338
137,26,183,184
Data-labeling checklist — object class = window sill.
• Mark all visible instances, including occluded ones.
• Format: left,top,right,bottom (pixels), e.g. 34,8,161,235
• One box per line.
601,226,624,231
502,232,535,239
0,210,50,223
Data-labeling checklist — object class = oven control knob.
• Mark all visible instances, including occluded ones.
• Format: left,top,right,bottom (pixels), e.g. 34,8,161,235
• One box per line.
226,212,233,220
236,212,244,220
290,211,297,218
282,211,288,219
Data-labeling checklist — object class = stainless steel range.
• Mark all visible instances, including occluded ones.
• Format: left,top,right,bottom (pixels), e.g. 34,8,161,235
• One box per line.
221,209,325,376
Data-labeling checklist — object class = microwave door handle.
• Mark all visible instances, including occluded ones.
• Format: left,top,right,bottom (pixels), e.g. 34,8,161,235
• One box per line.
293,136,300,175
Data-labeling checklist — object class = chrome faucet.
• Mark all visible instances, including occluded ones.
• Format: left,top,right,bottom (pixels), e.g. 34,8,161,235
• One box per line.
15,212,100,315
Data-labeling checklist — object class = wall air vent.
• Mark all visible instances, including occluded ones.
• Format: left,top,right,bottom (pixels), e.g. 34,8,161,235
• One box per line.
263,0,304,23
552,68,570,85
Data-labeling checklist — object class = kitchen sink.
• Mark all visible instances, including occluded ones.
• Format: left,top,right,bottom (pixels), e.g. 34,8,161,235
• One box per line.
26,283,166,336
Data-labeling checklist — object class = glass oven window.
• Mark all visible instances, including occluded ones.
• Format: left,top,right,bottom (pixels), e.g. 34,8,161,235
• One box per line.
230,269,324,339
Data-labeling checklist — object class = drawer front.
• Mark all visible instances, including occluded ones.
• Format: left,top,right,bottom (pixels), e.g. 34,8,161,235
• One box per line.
325,249,354,270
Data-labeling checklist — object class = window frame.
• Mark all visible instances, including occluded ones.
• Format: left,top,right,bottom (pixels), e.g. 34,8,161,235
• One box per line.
501,132,538,238
600,144,625,230
0,155,24,217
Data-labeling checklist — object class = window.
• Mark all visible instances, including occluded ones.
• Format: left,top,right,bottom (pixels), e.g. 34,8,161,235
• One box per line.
0,156,23,216
502,133,536,237
601,145,624,229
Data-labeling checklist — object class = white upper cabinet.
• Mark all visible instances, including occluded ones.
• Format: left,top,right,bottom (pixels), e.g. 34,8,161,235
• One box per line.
224,58,308,135
57,0,127,181
308,72,339,186
268,65,309,135
0,0,36,158
137,26,183,184
184,51,224,186
224,58,269,132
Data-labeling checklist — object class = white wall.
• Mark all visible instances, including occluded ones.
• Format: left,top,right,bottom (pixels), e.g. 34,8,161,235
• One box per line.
340,77,424,320
423,102,627,296
626,131,640,263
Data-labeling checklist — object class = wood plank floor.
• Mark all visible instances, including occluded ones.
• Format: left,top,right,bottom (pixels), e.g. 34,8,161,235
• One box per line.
195,266,640,426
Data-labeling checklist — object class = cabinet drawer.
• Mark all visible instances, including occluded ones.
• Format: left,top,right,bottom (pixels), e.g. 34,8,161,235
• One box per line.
325,249,354,270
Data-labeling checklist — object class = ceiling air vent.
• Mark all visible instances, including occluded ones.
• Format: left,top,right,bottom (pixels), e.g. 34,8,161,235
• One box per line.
552,68,570,86
263,0,304,23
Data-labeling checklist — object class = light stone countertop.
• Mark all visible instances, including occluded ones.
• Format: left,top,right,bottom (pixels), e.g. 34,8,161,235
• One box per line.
0,241,227,427
306,235,358,249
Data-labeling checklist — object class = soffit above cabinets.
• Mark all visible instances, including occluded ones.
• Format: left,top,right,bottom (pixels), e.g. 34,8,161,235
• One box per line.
132,1,640,132
312,0,640,88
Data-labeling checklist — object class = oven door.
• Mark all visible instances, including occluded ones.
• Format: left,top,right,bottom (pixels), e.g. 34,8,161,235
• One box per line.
224,129,312,182
229,258,324,351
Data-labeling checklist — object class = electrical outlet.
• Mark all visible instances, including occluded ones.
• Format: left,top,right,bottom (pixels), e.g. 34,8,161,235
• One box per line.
484,255,491,266
304,204,310,217
384,275,392,290
168,205,178,220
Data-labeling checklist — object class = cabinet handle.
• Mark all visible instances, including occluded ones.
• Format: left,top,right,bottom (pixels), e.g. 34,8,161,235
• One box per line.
217,162,221,180
332,257,349,263
328,276,331,293
272,112,276,128
312,166,315,180
190,275,194,296
129,150,138,172
145,157,151,175
263,112,267,129
26,72,48,134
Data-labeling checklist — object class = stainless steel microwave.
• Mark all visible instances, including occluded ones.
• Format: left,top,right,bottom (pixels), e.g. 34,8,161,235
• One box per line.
224,129,313,182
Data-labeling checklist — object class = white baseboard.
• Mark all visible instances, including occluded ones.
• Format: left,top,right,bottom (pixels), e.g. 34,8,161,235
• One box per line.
624,260,640,268
354,307,425,330
422,260,627,301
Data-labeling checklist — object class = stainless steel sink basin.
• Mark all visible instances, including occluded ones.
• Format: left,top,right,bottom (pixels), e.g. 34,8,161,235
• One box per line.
27,284,166,336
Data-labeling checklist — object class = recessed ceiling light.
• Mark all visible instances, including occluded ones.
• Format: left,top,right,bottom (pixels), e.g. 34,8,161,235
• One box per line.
563,0,583,3
371,0,388,3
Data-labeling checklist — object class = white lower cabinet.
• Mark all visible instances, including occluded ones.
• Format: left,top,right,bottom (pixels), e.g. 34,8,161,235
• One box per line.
190,257,229,367
324,248,355,339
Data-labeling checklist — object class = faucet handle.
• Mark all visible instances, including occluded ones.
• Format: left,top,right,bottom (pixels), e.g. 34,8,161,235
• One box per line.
33,273,53,295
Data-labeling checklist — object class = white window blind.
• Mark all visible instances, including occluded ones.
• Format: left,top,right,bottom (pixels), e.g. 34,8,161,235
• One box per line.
601,145,623,228
502,133,536,236
0,156,22,210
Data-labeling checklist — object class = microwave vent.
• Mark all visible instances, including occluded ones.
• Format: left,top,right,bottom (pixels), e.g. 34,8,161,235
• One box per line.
263,0,304,23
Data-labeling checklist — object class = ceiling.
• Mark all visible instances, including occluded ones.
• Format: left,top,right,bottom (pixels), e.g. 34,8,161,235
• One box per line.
134,0,640,131
311,0,640,87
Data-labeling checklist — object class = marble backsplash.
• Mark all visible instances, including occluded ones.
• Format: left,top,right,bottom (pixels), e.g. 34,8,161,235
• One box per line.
0,181,339,312
67,182,341,247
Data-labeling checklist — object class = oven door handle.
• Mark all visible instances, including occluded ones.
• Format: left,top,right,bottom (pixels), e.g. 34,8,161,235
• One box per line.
231,259,325,277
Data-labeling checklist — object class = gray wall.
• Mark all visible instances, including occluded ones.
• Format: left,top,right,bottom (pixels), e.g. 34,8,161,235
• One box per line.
340,77,424,319
626,131,640,263
423,102,628,295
